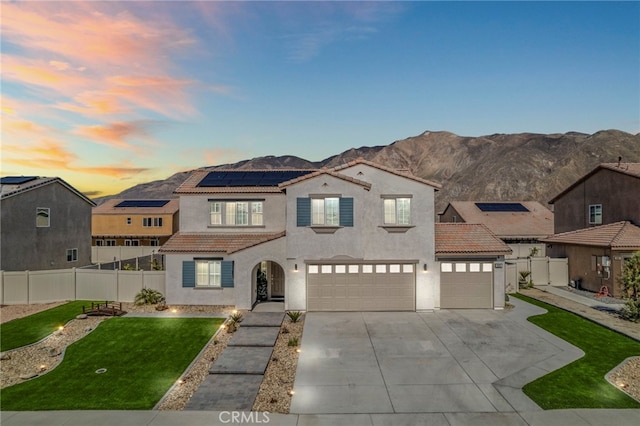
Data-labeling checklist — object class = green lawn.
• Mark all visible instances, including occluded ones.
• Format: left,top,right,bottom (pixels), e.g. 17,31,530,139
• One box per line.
513,294,640,409
0,317,223,410
1,301,94,352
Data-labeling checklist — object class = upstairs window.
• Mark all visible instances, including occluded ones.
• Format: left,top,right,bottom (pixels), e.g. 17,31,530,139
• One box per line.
143,217,163,227
209,201,263,226
589,204,602,225
66,248,78,262
36,207,50,227
383,197,411,225
312,197,340,226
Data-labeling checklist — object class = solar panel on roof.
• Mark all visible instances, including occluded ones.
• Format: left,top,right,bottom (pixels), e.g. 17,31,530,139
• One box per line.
0,176,39,185
197,170,313,187
115,200,170,208
475,202,529,212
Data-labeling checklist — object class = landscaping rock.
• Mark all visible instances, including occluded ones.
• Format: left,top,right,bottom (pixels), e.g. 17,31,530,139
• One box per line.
19,372,38,380
49,348,60,357
0,352,11,361
76,314,88,320
85,326,92,332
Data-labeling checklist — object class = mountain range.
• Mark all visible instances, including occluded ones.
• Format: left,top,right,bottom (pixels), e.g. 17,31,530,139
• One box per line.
97,129,640,213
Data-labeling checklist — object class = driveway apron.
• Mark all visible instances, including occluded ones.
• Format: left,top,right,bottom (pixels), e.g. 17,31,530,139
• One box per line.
291,300,582,414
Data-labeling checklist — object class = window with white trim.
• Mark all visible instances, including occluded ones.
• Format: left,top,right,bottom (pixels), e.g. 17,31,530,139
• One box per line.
312,197,339,226
209,201,263,226
66,248,78,262
96,240,104,246
36,207,50,227
143,217,163,227
106,240,116,246
196,260,221,287
383,198,411,225
589,204,602,224
125,239,139,246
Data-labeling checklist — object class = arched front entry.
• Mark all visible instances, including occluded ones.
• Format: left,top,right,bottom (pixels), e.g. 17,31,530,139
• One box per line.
255,260,285,302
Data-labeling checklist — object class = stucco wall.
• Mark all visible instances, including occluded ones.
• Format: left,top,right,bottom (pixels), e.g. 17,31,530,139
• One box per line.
178,193,286,233
165,238,287,309
553,168,640,233
284,164,438,310
1,183,93,271
92,212,177,238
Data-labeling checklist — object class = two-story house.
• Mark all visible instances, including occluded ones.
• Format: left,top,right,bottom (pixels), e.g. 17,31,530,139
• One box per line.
438,201,553,258
161,159,511,311
92,199,180,247
1,176,95,271
542,162,640,296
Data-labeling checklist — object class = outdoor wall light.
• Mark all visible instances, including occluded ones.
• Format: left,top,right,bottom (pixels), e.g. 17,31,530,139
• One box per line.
294,264,298,271
423,263,428,271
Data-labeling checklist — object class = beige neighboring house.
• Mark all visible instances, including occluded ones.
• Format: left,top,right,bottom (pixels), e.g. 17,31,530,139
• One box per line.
438,201,554,258
92,199,180,248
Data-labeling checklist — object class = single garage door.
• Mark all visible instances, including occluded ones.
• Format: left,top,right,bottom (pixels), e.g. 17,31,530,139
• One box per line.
440,261,493,308
307,263,415,311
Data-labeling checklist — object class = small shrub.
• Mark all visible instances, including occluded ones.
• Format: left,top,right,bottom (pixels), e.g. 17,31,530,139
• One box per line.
288,337,299,347
281,327,290,334
134,288,164,305
518,271,533,289
230,312,244,323
620,299,640,322
286,311,303,323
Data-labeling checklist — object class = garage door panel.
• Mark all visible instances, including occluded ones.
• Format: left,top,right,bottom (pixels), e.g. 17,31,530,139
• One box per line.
441,261,492,309
307,263,415,311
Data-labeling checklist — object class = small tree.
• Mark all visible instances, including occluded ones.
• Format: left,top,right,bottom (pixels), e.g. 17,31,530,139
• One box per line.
619,251,640,322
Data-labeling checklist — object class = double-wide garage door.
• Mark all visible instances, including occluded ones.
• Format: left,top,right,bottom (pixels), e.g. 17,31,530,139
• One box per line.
440,261,493,308
307,263,415,311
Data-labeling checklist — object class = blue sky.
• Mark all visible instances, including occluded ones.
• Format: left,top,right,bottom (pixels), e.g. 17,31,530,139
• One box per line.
2,1,638,197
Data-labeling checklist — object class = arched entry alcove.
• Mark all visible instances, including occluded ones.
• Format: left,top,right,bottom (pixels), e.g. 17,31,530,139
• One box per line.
254,260,285,302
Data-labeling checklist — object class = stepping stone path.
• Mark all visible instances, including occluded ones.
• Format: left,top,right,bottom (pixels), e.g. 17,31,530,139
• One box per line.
184,312,284,411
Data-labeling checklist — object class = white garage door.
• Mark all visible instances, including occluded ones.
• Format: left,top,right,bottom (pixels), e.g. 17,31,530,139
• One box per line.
307,263,415,311
440,261,493,308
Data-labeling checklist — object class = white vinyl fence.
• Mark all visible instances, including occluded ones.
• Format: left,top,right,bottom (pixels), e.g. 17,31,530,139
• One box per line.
505,257,568,293
0,268,165,305
92,246,158,263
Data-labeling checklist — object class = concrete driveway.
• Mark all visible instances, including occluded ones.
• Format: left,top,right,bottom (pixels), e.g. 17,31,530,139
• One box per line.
290,299,584,415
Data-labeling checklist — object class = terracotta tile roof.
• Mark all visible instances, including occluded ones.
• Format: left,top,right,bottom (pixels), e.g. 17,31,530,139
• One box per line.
550,162,640,203
443,201,553,239
278,168,372,190
435,223,512,256
541,221,640,250
332,158,443,189
159,231,285,254
93,198,179,214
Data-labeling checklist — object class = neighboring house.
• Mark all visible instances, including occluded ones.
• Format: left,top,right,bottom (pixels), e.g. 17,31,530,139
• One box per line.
541,221,640,296
161,159,510,311
92,199,180,247
543,162,640,297
438,201,553,258
549,162,640,234
0,176,95,271
435,223,511,308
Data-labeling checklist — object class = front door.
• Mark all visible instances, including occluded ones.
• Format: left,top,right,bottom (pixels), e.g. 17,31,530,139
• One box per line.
270,262,285,299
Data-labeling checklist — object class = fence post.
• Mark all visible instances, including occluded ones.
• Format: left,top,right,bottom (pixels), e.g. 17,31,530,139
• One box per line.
0,270,3,305
73,267,77,301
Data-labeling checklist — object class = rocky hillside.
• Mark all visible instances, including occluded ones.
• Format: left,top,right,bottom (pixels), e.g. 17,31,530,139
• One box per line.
95,129,640,212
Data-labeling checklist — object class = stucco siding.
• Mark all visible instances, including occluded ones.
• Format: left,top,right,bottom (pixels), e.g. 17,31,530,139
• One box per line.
178,193,286,233
1,182,92,271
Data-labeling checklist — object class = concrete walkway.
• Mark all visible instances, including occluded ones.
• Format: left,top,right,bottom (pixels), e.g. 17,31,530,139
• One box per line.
184,312,284,411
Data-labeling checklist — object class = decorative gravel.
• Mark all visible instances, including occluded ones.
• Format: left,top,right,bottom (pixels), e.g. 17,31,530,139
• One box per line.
608,357,640,403
252,316,304,413
555,286,625,305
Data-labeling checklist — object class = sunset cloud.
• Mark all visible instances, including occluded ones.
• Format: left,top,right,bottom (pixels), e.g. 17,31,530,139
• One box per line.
74,121,157,150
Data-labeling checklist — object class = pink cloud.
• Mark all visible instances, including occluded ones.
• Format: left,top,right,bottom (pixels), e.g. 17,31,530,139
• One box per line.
74,121,154,150
1,2,207,119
